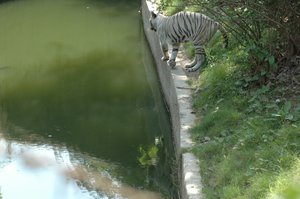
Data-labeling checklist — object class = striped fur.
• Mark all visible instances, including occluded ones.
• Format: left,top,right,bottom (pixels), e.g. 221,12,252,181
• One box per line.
150,11,228,72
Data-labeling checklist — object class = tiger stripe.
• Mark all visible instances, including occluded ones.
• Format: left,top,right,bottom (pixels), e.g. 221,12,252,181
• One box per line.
150,11,228,72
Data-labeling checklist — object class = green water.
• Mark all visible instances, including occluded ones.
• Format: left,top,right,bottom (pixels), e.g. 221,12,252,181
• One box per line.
0,0,176,198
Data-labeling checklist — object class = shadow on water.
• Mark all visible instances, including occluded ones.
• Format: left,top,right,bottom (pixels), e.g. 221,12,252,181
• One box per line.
0,0,177,198
1,51,157,165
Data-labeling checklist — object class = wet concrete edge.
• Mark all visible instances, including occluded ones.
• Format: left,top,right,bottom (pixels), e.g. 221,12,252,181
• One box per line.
141,1,204,198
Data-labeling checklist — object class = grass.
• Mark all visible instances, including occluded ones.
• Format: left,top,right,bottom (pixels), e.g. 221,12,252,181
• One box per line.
189,35,300,199
156,2,300,198
267,160,300,199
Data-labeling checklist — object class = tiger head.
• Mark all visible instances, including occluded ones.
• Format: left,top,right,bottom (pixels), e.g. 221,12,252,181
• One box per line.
149,11,160,32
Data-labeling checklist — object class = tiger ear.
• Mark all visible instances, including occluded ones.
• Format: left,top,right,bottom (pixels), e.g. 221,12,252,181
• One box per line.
151,11,157,18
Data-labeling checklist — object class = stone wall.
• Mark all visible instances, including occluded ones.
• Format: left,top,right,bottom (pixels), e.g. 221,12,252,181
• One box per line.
141,1,204,198
141,1,181,157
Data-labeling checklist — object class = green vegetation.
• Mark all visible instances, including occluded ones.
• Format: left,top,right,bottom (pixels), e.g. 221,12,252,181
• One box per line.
158,0,300,198
138,144,159,168
191,55,300,198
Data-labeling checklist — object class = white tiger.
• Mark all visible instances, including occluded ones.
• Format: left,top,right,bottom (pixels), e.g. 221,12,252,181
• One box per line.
149,11,228,72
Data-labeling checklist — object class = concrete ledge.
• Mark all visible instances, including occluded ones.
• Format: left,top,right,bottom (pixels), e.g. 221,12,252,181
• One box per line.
141,1,203,198
182,153,203,199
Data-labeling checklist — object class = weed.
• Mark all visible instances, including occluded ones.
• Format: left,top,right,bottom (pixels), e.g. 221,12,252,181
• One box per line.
138,145,159,168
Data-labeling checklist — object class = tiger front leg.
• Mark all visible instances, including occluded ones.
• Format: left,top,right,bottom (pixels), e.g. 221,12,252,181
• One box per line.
167,43,179,68
160,42,169,61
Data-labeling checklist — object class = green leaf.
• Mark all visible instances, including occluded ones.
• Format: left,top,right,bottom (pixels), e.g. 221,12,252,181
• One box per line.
261,69,267,76
271,113,281,117
148,146,158,159
283,101,292,114
138,145,159,167
268,56,277,68
285,114,294,121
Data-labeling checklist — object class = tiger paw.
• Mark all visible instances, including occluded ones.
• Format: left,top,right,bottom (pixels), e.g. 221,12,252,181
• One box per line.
184,64,193,69
167,59,176,68
186,67,198,73
161,56,169,61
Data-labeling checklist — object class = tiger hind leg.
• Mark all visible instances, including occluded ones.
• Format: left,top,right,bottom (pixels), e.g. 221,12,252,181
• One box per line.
186,46,206,72
186,54,206,72
184,58,197,69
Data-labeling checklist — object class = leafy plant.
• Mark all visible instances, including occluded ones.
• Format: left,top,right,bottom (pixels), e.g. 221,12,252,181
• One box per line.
269,101,300,123
138,145,159,168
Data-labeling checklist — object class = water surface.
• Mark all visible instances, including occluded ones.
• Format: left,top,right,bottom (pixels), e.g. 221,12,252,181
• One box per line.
0,0,176,198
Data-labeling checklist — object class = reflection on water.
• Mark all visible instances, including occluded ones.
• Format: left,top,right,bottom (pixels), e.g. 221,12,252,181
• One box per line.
0,131,164,199
0,0,176,198
0,136,98,199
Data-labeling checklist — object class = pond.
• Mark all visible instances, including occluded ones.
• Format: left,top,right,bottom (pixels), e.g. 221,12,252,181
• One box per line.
0,0,177,198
